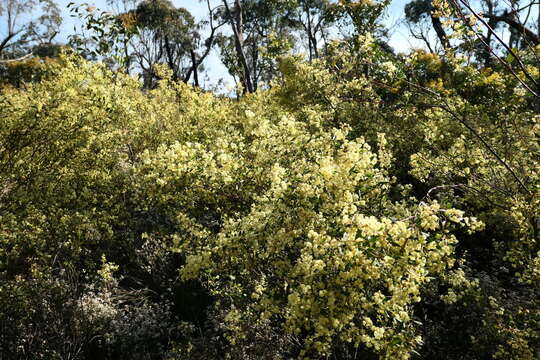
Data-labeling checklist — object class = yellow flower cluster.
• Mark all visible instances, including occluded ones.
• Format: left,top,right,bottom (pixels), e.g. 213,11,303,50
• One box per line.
0,54,502,359
128,67,481,358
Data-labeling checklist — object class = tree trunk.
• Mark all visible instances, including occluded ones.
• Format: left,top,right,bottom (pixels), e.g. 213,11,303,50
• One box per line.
190,49,199,87
222,0,254,93
430,14,450,50
484,13,540,46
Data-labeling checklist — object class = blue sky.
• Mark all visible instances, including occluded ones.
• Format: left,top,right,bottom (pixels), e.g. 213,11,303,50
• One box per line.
57,0,415,47
53,0,416,87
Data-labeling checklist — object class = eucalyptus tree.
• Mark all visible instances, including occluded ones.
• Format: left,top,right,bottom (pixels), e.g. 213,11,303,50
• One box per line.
404,0,540,100
186,0,228,88
0,0,62,60
404,0,540,56
404,0,450,52
219,0,299,93
335,0,392,36
289,0,338,61
129,0,199,87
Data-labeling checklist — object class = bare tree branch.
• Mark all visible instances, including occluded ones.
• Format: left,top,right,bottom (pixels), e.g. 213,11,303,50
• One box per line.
0,53,32,63
0,30,22,57
484,13,540,45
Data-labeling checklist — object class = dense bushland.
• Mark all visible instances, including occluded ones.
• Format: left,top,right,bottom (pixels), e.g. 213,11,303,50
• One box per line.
0,42,538,360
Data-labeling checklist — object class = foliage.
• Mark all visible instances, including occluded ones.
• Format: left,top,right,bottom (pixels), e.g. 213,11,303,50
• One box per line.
0,4,539,355
269,37,540,358
68,2,138,68
128,0,199,85
0,0,62,58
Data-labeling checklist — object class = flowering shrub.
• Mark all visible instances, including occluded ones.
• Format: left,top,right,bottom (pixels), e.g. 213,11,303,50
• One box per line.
0,50,538,359
134,70,482,358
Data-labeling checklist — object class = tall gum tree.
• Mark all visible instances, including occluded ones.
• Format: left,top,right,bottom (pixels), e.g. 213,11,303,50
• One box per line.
0,0,61,60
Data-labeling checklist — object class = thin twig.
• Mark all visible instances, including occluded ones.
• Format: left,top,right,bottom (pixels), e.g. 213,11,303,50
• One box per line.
451,0,539,97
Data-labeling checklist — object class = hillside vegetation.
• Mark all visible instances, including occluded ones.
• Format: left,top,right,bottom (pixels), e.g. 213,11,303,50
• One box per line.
1,34,539,360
